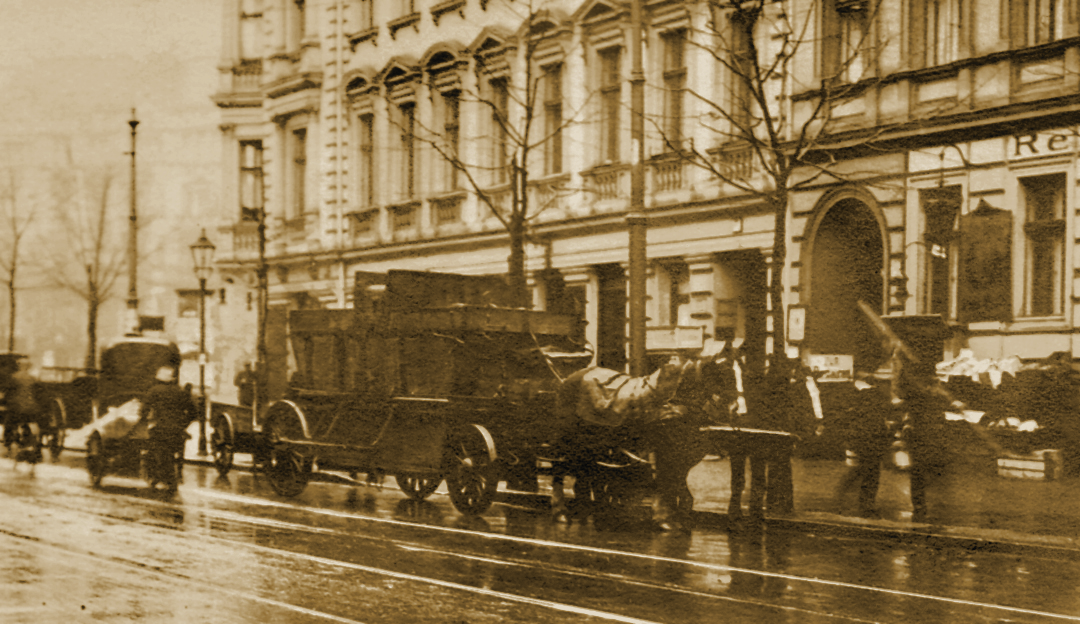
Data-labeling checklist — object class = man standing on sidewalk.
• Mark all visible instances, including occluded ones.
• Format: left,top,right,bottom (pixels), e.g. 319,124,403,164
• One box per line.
834,371,897,518
896,355,951,522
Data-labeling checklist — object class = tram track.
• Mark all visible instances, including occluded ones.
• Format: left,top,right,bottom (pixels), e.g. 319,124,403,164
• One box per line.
4,469,1079,624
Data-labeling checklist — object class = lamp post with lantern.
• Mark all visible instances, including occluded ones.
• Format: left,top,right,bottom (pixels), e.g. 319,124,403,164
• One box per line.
190,230,216,457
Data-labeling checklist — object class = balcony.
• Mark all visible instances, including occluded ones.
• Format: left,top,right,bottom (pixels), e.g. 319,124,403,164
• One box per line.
430,192,466,235
582,163,630,210
527,174,570,222
389,200,421,241
650,155,685,193
347,208,380,244
224,220,261,262
212,60,264,107
710,144,755,184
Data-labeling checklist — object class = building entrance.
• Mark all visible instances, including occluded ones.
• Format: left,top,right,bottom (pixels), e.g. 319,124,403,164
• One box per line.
806,198,886,371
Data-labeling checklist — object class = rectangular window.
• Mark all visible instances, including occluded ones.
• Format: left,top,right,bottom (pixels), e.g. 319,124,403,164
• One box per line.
926,0,963,66
397,0,414,18
599,47,621,163
290,0,306,50
490,78,510,185
357,114,375,207
440,92,460,191
291,128,307,219
839,7,866,83
240,0,262,60
397,103,417,199
355,0,373,30
1029,0,1064,45
729,13,753,133
240,140,264,221
1021,173,1066,316
662,31,686,148
543,64,563,175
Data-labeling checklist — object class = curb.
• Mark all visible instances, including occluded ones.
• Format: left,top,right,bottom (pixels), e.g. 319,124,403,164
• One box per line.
63,446,1080,559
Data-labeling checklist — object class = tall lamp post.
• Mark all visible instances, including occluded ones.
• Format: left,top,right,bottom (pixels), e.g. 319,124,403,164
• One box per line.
190,230,216,457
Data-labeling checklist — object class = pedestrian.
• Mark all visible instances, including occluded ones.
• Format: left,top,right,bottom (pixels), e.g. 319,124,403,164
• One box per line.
234,362,256,407
3,357,41,454
895,353,951,522
140,366,197,488
834,371,896,519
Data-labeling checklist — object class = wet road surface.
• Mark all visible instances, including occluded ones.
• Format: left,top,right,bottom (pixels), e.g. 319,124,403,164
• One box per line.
1,457,1079,623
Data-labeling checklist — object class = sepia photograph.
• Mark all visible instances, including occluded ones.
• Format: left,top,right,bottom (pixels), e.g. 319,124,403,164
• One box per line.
1,0,1079,621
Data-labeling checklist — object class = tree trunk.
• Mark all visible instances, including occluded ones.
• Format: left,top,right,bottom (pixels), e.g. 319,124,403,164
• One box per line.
769,186,789,364
86,293,99,370
7,277,14,352
506,166,529,308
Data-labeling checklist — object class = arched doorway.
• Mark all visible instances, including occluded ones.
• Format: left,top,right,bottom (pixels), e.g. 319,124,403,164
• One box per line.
806,197,886,372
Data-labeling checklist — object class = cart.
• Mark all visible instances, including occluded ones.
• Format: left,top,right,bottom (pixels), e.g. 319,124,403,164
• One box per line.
226,270,588,515
82,339,185,490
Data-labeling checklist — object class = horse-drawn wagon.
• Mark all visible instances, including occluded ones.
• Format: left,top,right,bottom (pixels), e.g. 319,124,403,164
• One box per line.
213,270,590,515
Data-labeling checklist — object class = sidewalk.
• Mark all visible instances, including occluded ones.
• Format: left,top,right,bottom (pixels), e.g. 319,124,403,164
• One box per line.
62,423,1080,555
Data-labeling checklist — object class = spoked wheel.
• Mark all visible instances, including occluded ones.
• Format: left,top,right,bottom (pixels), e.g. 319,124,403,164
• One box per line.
445,425,499,516
86,433,105,487
264,403,311,497
210,415,235,478
42,398,67,461
266,445,311,497
396,473,442,501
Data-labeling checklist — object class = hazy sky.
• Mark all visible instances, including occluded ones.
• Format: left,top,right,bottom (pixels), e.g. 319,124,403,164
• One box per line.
0,0,219,64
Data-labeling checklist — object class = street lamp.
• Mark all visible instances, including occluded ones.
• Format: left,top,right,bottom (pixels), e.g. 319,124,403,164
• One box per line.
190,230,216,457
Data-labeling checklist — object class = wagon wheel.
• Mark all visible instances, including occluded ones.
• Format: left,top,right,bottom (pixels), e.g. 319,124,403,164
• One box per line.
41,398,66,462
86,433,105,488
264,403,312,498
210,414,235,478
396,473,442,501
445,425,499,516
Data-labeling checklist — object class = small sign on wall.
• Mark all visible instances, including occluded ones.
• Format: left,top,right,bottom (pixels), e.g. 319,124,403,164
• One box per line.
806,354,854,383
787,305,806,343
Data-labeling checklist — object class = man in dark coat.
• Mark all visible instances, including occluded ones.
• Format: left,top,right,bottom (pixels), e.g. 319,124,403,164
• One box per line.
834,373,897,518
140,367,197,485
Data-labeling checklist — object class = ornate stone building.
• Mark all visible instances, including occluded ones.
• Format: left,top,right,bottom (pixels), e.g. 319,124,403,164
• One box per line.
211,0,1080,393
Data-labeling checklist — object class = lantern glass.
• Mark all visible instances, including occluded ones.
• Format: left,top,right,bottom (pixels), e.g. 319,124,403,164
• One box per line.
190,230,216,281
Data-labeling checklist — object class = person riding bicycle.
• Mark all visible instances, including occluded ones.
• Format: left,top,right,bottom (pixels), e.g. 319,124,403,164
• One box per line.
139,366,197,487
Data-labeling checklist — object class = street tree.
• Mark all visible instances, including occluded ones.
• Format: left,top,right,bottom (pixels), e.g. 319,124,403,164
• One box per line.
385,1,583,307
642,0,911,374
0,168,37,352
42,167,127,369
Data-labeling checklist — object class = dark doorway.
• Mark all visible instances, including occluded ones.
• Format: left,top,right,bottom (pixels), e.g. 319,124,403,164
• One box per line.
724,250,768,378
596,263,627,371
806,199,885,372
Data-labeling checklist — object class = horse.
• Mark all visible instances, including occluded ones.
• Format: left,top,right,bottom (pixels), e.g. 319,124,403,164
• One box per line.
546,349,743,530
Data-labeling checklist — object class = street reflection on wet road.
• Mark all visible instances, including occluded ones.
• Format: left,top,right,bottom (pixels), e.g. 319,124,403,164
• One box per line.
0,458,1078,623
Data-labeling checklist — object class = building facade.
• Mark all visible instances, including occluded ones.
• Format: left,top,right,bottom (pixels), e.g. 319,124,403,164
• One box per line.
211,0,1080,392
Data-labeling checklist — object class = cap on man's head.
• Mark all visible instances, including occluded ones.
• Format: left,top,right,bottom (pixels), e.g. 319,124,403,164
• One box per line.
155,366,175,383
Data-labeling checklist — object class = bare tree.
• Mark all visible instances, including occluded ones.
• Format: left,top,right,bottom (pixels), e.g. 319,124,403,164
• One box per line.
0,168,37,352
42,167,127,369
644,0,904,372
390,1,582,307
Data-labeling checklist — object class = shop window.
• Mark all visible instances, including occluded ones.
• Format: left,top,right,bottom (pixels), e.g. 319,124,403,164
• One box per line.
1022,173,1066,317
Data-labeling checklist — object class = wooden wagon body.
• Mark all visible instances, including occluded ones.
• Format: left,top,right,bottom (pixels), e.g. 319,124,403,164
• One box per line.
225,270,588,514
